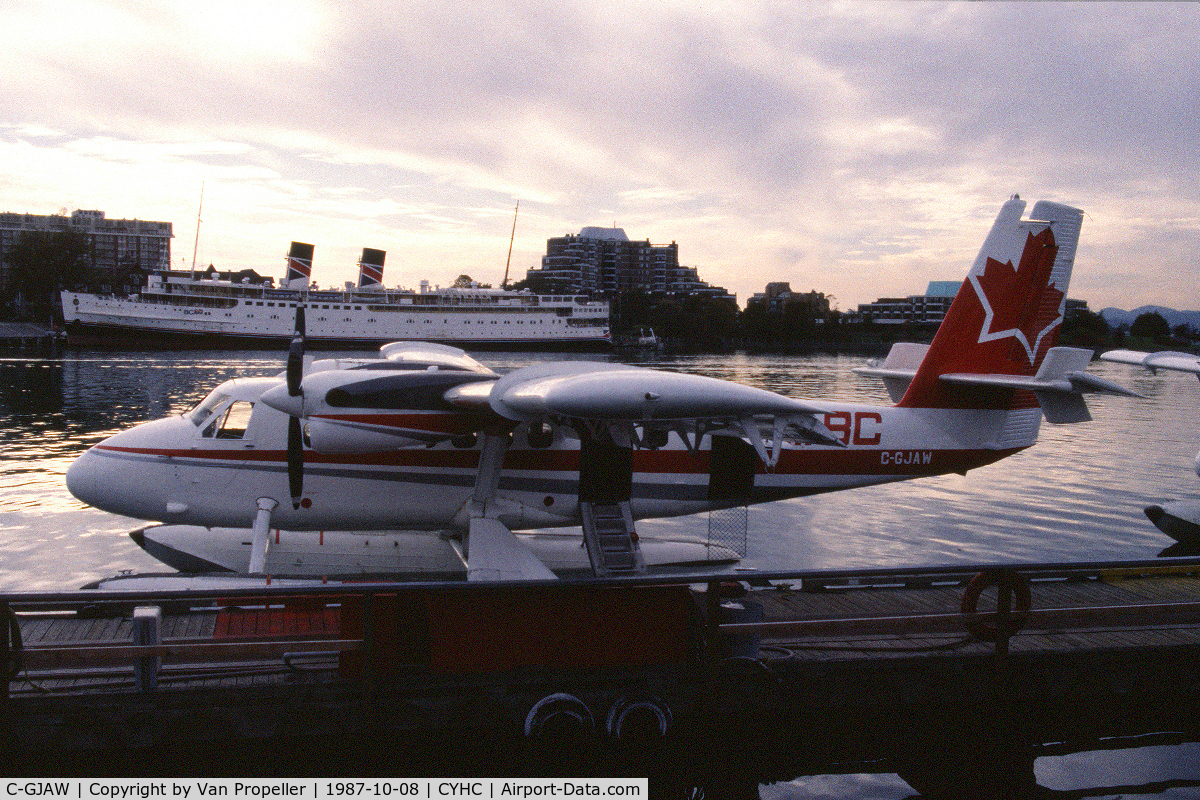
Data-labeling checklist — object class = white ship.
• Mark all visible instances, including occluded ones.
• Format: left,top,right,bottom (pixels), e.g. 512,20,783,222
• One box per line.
61,243,611,350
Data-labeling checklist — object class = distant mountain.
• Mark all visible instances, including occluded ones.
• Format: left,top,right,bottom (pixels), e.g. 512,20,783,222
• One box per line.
1100,306,1200,331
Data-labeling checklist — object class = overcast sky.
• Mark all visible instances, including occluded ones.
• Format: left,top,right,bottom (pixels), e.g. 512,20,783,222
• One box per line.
0,1,1196,312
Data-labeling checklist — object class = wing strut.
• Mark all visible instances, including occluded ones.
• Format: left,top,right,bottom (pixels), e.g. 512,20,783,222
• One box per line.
461,431,557,581
248,497,277,574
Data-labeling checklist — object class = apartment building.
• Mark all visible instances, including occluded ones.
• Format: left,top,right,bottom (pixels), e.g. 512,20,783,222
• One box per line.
0,209,173,294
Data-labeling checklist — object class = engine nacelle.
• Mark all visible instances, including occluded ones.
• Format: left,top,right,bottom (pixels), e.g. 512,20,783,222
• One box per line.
305,418,445,452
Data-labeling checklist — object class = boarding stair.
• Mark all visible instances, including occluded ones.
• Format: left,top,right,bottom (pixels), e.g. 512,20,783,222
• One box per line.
580,501,646,576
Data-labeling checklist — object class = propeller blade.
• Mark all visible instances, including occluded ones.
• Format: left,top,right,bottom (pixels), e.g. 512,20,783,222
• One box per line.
287,307,305,396
287,415,304,509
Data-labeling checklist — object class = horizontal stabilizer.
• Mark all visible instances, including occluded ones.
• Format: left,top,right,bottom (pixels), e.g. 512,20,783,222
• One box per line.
852,343,930,403
466,517,558,582
940,346,1141,423
1101,349,1200,377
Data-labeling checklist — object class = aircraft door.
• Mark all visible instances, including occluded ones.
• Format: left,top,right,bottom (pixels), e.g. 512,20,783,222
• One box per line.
172,400,263,512
578,434,633,505
708,434,757,501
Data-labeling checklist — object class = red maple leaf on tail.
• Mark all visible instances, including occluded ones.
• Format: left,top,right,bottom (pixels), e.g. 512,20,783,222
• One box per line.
971,229,1063,364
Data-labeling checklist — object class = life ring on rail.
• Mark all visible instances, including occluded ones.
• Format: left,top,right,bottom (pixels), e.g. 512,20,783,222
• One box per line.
524,693,595,740
960,569,1031,642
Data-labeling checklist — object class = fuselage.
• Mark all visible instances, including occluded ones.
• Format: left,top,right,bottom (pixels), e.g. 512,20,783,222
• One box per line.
66,375,1037,532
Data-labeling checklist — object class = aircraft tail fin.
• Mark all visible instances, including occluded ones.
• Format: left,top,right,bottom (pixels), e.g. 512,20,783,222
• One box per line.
895,196,1084,413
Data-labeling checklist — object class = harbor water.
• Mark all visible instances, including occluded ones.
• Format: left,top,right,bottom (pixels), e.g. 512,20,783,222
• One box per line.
1,347,1199,795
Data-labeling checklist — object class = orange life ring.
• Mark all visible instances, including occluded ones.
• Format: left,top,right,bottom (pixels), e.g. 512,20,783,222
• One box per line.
960,569,1031,641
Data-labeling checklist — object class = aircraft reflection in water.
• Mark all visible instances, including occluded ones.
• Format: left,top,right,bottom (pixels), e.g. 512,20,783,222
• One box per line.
66,197,1137,580
1102,349,1200,552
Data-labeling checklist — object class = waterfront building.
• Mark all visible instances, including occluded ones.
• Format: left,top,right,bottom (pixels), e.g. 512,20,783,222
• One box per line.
522,227,733,299
746,283,832,317
856,281,961,324
0,209,173,296
856,281,1090,326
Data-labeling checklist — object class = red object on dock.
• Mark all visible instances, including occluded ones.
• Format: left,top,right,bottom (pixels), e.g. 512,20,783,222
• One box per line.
338,584,701,676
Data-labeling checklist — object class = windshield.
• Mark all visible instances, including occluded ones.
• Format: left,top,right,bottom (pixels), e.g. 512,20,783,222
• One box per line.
186,391,231,426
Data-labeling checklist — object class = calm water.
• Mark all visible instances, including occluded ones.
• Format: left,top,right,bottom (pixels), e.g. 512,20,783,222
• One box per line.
2,347,1199,796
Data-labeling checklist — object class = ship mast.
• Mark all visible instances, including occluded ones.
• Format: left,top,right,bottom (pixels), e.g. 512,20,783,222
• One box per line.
190,181,204,278
502,199,519,289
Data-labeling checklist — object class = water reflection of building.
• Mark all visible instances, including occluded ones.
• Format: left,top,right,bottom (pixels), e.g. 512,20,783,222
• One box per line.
522,226,733,299
0,209,173,296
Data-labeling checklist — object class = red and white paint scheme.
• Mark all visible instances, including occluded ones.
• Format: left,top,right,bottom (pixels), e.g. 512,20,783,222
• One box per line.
67,197,1136,580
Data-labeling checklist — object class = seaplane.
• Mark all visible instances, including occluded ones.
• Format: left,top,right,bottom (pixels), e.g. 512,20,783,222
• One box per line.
68,196,1138,585
1101,348,1200,544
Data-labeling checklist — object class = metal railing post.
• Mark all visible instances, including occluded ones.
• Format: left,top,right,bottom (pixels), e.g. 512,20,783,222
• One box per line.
132,606,161,692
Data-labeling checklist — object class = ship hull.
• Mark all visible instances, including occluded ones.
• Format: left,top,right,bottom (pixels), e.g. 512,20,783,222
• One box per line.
62,319,611,351
61,285,612,351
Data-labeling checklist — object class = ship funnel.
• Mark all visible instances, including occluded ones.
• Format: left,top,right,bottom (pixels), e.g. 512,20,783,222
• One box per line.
358,248,386,289
285,242,314,289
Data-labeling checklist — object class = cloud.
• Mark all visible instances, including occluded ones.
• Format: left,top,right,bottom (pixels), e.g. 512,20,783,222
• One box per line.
0,1,1196,310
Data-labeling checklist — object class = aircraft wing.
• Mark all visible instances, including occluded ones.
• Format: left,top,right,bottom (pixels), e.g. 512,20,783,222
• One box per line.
485,362,831,421
267,359,847,458
1101,349,1200,376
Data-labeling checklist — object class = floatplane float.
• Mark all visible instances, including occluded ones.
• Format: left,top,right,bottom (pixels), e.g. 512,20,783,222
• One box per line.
1102,348,1200,543
68,196,1138,589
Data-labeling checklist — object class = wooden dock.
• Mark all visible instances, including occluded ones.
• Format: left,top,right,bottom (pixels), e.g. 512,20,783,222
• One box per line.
0,322,58,347
2,560,1200,796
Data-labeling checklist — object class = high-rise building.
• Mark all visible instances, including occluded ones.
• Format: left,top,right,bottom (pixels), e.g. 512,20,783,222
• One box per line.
523,227,732,299
0,209,173,295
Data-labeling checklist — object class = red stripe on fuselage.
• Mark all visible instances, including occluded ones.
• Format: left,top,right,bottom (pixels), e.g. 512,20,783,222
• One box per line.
94,442,1024,477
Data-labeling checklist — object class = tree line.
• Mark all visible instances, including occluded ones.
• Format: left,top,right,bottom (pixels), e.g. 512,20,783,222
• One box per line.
2,229,92,321
5,231,1196,353
608,293,1199,352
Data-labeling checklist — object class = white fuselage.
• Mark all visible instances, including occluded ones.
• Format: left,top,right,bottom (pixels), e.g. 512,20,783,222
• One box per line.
66,376,1040,533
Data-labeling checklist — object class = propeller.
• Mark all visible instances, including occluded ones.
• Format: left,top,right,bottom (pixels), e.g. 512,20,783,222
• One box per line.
286,307,305,509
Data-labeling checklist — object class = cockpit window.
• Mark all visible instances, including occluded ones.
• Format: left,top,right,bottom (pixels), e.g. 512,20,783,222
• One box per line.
212,401,255,439
187,392,231,426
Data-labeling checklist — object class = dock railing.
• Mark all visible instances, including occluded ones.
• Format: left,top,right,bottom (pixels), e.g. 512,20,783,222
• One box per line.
3,555,1200,698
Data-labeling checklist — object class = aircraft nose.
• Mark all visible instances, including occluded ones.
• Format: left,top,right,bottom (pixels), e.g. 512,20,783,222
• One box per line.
65,448,102,508
64,420,178,519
